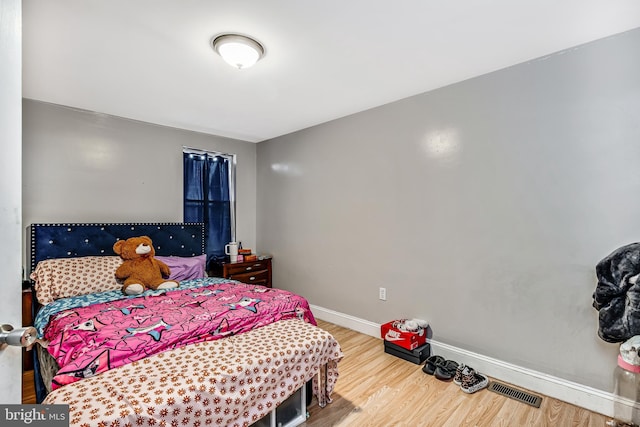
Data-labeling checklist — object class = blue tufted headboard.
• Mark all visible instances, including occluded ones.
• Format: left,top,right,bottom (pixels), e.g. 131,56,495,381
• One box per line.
26,222,205,403
28,222,205,277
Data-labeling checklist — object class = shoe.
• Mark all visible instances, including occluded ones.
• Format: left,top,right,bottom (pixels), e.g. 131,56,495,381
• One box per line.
460,369,489,393
422,355,444,375
434,359,459,381
453,364,467,385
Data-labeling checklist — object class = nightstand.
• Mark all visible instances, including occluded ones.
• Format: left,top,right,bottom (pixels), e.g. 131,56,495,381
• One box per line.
22,286,36,404
209,258,272,288
22,288,34,371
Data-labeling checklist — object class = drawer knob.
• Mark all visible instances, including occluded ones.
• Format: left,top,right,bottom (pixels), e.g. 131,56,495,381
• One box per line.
245,267,252,271
249,276,255,281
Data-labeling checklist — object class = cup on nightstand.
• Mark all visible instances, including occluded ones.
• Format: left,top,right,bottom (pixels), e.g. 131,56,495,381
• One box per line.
225,242,239,262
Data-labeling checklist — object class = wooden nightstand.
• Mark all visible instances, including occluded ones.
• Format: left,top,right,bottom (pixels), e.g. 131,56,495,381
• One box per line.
22,288,34,371
210,258,272,288
22,286,36,404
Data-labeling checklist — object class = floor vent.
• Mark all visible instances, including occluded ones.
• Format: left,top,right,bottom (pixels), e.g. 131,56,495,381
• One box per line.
487,381,543,408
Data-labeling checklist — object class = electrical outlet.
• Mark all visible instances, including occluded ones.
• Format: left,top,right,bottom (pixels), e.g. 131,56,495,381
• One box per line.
379,287,387,301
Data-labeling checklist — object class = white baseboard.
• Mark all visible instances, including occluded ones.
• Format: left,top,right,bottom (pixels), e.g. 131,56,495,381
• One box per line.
310,304,380,337
310,304,637,419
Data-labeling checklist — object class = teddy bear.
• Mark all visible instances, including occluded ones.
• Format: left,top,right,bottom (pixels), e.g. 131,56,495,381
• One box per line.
113,235,179,295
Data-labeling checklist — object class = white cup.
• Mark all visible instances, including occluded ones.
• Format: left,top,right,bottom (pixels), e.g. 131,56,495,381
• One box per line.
225,242,239,262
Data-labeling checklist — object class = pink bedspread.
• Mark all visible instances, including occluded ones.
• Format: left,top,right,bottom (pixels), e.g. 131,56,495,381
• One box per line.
43,281,316,389
44,319,343,427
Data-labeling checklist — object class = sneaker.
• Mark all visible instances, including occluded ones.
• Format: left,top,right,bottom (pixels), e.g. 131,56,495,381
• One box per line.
460,369,489,394
453,364,468,385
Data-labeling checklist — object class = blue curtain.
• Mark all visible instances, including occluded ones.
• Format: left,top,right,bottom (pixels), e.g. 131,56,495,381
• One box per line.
183,152,232,265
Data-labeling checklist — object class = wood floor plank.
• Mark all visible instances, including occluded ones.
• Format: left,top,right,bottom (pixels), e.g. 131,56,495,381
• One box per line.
305,320,612,427
22,320,614,426
22,370,36,404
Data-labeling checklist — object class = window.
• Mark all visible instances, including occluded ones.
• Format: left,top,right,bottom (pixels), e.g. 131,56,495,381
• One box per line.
183,148,236,265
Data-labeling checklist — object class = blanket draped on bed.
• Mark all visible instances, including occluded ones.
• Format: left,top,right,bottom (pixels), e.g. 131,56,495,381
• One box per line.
38,278,316,389
44,319,343,427
593,242,640,343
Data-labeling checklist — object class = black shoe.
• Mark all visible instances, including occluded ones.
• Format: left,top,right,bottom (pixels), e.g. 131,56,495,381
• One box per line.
422,355,444,375
434,360,459,381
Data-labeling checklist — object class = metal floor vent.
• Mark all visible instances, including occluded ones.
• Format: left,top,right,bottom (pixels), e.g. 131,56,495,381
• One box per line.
488,381,543,408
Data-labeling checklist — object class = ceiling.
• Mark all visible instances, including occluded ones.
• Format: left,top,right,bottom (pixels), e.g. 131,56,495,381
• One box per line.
22,1,640,143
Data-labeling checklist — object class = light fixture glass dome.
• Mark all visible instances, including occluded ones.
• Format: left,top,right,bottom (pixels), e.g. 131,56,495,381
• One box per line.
212,34,265,69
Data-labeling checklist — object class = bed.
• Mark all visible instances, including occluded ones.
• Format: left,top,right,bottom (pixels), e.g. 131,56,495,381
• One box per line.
27,222,343,427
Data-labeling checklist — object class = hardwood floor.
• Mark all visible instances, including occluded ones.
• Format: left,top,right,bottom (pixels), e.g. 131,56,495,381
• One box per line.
22,369,36,404
305,320,611,427
21,320,614,426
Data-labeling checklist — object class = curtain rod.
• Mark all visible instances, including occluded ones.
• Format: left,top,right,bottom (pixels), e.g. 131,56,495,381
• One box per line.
182,146,235,158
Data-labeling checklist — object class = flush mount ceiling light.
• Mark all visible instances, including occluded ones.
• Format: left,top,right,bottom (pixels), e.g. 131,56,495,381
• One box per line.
212,33,265,69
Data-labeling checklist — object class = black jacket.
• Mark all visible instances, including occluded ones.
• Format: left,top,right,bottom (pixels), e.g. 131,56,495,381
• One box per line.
593,242,640,343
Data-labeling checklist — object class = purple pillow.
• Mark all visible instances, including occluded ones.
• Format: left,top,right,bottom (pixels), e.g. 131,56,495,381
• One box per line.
155,254,206,281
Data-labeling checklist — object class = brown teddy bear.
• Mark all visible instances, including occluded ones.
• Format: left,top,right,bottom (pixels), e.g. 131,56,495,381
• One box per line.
113,236,179,295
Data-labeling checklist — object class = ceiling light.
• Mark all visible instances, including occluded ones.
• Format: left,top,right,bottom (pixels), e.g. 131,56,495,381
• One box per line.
212,33,265,70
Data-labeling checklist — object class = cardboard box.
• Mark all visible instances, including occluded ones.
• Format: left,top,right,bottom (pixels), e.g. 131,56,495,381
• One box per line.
380,320,427,350
384,341,431,364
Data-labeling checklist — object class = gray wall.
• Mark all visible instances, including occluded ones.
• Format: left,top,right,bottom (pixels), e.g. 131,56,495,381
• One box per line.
257,28,640,391
23,100,258,257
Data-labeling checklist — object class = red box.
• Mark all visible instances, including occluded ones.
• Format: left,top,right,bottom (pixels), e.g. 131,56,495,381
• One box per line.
381,320,427,350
